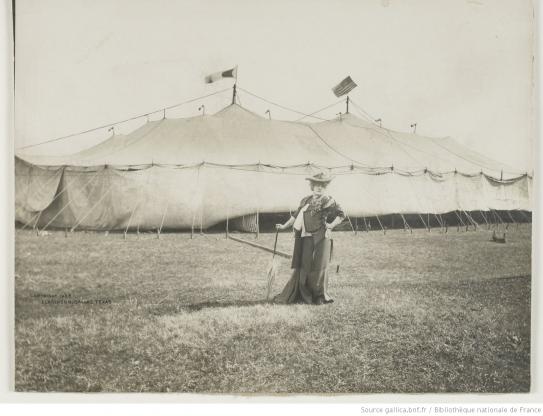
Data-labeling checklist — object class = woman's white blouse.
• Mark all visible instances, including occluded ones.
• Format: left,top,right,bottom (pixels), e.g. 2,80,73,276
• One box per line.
293,204,312,237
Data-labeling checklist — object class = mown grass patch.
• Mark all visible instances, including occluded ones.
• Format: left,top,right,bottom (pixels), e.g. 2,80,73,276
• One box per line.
14,225,531,392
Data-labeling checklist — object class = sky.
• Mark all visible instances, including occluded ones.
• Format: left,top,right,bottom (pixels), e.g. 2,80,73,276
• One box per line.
14,0,535,172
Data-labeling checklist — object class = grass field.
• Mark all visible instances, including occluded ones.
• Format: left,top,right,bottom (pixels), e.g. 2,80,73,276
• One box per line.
14,224,531,393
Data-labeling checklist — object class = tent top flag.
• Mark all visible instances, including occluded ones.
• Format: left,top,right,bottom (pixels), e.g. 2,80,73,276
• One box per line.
332,76,357,97
205,66,238,84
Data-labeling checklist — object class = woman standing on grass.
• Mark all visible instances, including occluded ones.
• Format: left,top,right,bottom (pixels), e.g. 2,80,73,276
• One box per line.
274,172,345,305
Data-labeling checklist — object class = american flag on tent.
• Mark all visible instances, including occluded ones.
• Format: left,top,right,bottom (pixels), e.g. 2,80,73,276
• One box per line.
332,76,357,97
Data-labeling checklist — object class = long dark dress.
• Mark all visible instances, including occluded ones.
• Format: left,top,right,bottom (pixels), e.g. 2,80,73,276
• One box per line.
274,194,345,305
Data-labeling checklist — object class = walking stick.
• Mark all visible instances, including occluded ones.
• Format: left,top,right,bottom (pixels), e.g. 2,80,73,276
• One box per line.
266,230,280,301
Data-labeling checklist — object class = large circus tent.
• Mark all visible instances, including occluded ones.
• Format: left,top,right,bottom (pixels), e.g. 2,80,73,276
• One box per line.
15,88,532,233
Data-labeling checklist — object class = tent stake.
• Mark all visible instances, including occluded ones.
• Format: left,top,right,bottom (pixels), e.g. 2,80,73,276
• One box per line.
345,214,356,235
256,208,259,239
478,210,489,228
355,217,358,235
375,215,386,235
517,210,530,223
400,214,411,233
418,213,429,231
200,209,204,235
191,211,195,239
454,210,466,231
463,210,479,231
433,214,443,232
493,209,506,229
506,210,517,230
225,209,229,239
158,202,169,239
21,210,41,231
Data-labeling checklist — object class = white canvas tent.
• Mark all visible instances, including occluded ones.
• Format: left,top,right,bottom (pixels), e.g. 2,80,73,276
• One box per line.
15,103,532,231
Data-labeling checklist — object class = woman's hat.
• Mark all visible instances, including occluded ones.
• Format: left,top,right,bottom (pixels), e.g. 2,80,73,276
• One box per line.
305,172,334,184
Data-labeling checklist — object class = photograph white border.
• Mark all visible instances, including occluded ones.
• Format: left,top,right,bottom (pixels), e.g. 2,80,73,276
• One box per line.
1,0,541,412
